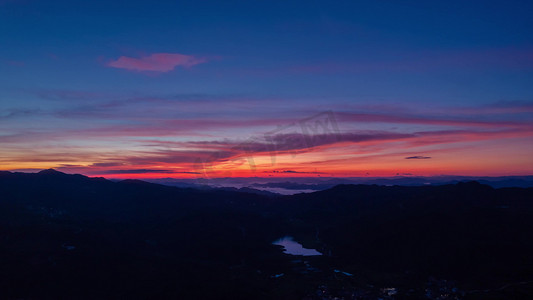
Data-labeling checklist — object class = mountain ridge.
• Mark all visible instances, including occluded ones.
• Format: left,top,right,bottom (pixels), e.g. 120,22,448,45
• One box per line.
2,169,533,299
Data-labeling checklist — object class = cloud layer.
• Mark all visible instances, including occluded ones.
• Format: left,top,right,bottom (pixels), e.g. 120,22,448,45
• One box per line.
2,91,533,178
108,53,207,72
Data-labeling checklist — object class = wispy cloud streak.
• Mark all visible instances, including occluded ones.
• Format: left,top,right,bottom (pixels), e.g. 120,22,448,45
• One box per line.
108,53,207,72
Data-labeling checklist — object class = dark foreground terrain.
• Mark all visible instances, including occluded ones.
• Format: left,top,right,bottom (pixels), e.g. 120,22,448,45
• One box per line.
1,169,533,299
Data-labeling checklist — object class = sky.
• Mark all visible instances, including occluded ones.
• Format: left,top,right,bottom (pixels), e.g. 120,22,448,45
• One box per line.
1,0,533,178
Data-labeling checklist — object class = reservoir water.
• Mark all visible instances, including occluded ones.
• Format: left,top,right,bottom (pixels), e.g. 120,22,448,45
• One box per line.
273,236,322,256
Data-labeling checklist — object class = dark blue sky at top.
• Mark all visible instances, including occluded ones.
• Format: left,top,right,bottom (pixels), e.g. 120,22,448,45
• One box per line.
2,0,533,108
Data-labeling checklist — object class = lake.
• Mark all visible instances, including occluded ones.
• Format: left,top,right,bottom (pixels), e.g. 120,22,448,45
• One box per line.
273,236,322,256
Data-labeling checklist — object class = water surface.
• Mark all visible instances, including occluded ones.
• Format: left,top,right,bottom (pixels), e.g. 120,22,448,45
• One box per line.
273,236,322,256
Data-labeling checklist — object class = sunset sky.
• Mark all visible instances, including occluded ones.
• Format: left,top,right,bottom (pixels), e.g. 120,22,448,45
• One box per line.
1,0,533,178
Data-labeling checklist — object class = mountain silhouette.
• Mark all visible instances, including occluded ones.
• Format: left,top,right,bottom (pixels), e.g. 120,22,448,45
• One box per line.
1,170,533,299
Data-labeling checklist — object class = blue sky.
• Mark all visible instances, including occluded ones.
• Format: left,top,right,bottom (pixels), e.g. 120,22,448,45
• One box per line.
1,0,533,177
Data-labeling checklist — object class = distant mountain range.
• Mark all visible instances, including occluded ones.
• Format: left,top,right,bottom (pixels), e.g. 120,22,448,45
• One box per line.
1,169,533,299
145,175,533,195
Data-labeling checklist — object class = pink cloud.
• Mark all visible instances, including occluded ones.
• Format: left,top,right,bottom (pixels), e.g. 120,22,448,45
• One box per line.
108,53,207,72
336,112,531,129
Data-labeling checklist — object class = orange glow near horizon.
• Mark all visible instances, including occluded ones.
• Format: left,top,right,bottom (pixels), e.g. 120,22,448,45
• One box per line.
5,133,532,179
2,105,533,179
